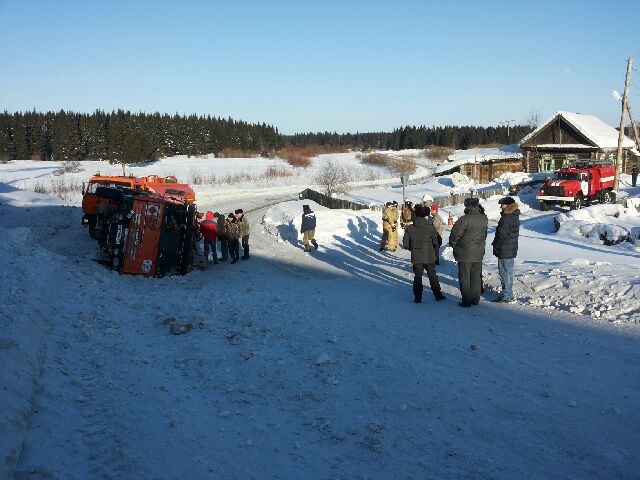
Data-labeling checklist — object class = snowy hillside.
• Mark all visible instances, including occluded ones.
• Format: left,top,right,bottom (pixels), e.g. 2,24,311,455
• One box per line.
1,154,639,479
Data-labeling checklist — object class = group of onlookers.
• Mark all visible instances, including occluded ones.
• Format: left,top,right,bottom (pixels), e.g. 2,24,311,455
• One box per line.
198,209,250,265
401,196,520,307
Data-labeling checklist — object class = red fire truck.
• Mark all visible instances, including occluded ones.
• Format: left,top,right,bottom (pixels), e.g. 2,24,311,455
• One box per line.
537,161,616,210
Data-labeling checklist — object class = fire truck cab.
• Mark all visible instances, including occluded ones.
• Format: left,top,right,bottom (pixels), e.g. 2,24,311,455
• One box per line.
537,161,616,210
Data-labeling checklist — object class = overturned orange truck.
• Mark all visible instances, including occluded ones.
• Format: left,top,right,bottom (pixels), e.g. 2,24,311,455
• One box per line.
91,185,198,277
82,173,195,239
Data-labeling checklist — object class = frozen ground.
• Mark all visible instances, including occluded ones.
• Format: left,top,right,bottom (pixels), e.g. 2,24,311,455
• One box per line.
1,156,639,479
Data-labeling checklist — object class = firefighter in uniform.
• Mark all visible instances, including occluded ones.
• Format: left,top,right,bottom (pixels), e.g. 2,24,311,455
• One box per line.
380,201,399,252
400,198,415,230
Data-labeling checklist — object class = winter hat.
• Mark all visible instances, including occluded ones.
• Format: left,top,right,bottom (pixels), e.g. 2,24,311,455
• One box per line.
499,196,516,205
205,211,214,220
414,205,428,217
303,204,311,213
464,197,480,208
227,213,235,219
430,204,439,213
235,208,244,214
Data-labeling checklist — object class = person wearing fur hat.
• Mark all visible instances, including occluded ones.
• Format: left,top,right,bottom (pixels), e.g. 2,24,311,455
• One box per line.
492,196,520,303
448,197,488,307
400,198,415,230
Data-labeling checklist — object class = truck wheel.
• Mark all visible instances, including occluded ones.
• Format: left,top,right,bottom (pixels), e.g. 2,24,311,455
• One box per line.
601,190,612,203
571,193,583,210
539,201,549,211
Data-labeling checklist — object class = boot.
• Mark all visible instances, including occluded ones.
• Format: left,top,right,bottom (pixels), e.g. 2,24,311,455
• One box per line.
304,245,310,253
241,245,250,259
311,239,318,250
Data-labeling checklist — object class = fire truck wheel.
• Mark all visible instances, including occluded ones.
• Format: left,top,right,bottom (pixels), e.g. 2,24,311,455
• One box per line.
539,201,549,211
571,193,583,210
601,190,612,203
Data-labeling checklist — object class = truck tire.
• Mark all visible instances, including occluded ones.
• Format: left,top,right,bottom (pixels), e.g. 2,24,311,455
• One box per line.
571,193,583,210
601,190,612,204
539,200,549,211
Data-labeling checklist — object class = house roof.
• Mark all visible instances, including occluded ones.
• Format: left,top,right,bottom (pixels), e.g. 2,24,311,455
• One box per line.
519,111,635,149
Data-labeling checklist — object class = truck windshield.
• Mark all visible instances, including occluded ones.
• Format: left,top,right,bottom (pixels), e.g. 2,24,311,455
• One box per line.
556,172,580,180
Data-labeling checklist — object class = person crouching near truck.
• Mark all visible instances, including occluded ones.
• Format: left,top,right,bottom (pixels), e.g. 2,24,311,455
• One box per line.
200,211,219,265
300,204,318,252
403,204,445,304
236,209,250,260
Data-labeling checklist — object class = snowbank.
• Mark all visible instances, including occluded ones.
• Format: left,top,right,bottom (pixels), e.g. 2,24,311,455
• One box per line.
555,204,640,246
262,200,380,249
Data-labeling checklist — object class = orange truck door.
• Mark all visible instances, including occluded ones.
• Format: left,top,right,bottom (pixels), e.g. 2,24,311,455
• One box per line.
121,198,165,277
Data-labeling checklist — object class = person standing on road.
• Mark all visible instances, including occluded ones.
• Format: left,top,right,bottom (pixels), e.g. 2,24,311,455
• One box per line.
236,209,250,260
200,211,219,265
632,165,639,188
226,213,241,264
380,201,399,252
492,196,520,303
448,197,488,308
400,199,415,230
300,204,318,252
216,212,228,261
403,205,445,304
429,204,444,265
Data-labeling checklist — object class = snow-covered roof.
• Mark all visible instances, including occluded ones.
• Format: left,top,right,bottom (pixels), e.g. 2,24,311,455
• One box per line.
533,144,595,149
519,111,635,149
437,145,522,173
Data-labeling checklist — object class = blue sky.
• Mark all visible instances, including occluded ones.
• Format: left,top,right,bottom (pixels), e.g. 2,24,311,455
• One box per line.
1,0,638,134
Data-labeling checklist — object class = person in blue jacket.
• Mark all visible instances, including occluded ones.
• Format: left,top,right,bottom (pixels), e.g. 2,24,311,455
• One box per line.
300,205,318,252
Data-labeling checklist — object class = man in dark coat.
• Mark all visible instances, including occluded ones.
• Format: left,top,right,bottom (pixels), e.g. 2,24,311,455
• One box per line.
492,196,520,303
632,165,639,188
300,204,318,252
449,197,488,307
403,205,445,303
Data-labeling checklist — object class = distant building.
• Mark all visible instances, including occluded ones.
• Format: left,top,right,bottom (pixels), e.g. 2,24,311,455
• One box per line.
519,111,639,173
437,145,524,183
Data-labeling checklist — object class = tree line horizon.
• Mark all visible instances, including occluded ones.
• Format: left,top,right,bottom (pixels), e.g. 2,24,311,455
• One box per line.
0,109,533,163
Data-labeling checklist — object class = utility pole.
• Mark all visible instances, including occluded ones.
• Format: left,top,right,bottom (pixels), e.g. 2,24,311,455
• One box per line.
499,120,516,143
614,56,633,192
626,103,640,150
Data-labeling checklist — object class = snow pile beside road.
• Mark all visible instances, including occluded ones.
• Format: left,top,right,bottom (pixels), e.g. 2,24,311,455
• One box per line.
0,225,65,477
483,258,640,323
555,204,640,246
262,200,380,249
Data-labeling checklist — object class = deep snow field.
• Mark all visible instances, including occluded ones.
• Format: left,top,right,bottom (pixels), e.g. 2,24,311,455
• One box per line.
1,153,639,479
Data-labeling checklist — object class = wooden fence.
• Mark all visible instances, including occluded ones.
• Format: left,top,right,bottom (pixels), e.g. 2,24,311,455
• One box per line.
299,179,544,212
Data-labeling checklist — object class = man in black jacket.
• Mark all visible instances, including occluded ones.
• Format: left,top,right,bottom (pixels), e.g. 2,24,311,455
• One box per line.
492,196,520,303
300,205,318,252
449,197,488,307
403,205,445,303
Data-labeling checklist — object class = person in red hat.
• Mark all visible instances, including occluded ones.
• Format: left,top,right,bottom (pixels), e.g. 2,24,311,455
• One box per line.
199,211,219,265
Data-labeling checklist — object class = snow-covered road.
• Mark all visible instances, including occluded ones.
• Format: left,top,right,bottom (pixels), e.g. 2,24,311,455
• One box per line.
2,189,639,479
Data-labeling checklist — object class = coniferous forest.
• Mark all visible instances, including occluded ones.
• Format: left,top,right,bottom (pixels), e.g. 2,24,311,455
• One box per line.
0,110,532,162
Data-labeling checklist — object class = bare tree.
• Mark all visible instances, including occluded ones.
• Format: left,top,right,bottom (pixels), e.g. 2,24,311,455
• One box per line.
526,109,542,129
313,160,351,197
